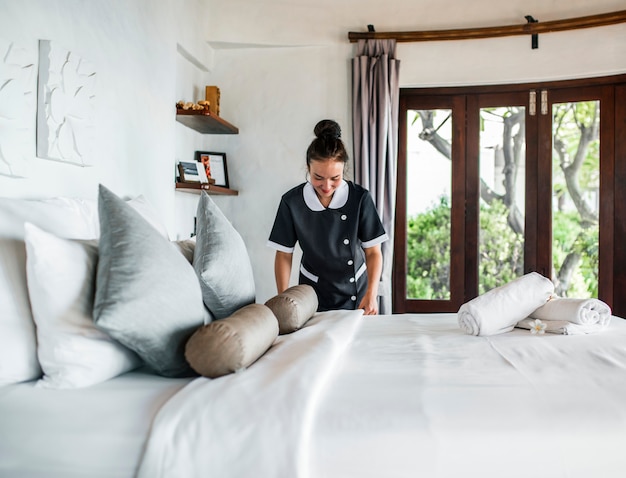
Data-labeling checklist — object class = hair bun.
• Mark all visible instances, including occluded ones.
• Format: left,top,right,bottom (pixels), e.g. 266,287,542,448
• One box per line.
314,119,341,140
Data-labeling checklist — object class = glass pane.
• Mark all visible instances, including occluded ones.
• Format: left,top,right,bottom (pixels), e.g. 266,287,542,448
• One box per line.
478,107,526,294
405,109,452,300
551,101,599,298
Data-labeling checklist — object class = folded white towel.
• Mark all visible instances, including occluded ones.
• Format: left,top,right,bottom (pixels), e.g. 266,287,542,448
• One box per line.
529,297,612,326
457,272,554,336
516,318,609,335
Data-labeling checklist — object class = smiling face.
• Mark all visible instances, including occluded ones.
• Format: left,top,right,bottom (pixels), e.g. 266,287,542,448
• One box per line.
308,159,344,207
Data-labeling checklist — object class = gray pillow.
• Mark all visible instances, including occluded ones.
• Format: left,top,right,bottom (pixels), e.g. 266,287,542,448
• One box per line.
265,284,319,334
193,192,255,319
93,185,208,377
185,303,278,378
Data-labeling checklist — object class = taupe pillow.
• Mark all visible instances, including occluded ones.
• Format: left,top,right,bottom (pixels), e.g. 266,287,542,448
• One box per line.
185,304,278,378
264,284,318,334
173,237,196,263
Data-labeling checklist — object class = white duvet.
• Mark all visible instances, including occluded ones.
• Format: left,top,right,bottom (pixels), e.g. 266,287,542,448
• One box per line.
137,309,363,478
138,312,626,478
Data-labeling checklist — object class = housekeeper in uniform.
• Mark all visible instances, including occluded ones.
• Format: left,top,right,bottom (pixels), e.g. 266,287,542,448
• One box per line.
267,119,388,315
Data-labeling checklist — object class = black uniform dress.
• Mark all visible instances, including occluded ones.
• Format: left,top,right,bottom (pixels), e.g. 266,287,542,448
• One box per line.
268,180,388,311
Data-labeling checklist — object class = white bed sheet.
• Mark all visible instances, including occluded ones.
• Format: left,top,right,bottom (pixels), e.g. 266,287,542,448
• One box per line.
0,371,192,478
311,313,626,478
136,311,626,478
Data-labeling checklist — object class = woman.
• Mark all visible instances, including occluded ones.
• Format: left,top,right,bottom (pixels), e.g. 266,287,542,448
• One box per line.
267,119,388,315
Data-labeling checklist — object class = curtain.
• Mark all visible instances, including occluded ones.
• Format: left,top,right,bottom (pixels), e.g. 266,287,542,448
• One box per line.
352,39,400,314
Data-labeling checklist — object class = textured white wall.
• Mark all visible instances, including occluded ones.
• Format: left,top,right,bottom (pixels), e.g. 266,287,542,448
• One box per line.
0,0,214,240
1,0,624,303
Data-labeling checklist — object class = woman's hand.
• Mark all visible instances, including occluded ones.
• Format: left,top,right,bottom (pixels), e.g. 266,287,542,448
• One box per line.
358,292,378,315
359,245,383,315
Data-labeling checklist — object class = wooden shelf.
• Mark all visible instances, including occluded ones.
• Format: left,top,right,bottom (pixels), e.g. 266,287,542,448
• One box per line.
176,181,239,196
175,109,239,134
175,106,240,195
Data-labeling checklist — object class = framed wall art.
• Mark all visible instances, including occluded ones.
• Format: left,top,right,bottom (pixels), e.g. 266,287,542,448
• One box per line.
195,151,229,188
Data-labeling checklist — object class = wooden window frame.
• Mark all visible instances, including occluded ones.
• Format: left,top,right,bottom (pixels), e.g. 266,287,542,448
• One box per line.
394,74,626,316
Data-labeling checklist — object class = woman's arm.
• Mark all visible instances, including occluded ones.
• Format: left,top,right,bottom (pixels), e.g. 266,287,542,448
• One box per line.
274,250,294,294
358,244,383,315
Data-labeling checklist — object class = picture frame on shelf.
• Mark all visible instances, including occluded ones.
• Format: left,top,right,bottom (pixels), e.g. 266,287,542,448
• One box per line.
178,161,209,183
195,151,229,188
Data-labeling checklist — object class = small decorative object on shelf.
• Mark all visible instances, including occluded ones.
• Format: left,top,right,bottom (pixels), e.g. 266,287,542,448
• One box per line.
194,151,229,188
177,161,214,184
205,86,220,116
176,99,211,111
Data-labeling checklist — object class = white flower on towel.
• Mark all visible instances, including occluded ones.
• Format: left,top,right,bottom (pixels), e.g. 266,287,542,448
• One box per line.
529,319,546,335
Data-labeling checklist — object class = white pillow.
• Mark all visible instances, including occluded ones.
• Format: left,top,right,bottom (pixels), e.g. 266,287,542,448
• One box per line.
0,241,41,384
0,197,99,385
0,195,167,385
126,195,170,239
24,223,141,389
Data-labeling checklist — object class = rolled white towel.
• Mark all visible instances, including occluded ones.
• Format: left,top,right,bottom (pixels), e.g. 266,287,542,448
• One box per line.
529,297,612,327
458,272,554,336
516,317,609,335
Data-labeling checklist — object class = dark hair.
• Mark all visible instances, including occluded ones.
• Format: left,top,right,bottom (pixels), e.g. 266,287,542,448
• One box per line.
306,119,349,166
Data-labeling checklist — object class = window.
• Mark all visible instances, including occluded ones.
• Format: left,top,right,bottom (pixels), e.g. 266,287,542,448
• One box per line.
394,75,626,316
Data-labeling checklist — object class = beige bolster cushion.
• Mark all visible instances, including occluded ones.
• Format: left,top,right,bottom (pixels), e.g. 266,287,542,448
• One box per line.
185,303,278,378
264,284,319,335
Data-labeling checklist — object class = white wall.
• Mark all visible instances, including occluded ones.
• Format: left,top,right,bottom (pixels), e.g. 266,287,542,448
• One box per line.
1,0,625,304
206,0,626,303
0,0,217,239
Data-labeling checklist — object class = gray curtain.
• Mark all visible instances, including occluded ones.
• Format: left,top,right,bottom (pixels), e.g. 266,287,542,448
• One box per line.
352,39,400,314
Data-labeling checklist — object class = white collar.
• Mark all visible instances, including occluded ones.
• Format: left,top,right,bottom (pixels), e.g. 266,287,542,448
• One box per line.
303,180,349,211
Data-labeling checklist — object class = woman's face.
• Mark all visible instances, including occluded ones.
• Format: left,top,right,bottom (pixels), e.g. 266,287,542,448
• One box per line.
309,159,344,205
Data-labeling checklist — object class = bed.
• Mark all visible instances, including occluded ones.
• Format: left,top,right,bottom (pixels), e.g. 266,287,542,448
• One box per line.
2,191,626,478
0,371,191,477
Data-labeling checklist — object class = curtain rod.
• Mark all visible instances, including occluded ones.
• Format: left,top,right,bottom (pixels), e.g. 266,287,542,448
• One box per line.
348,9,626,43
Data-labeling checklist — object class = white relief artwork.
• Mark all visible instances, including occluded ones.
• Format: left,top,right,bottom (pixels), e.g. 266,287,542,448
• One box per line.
37,40,96,166
0,38,36,177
